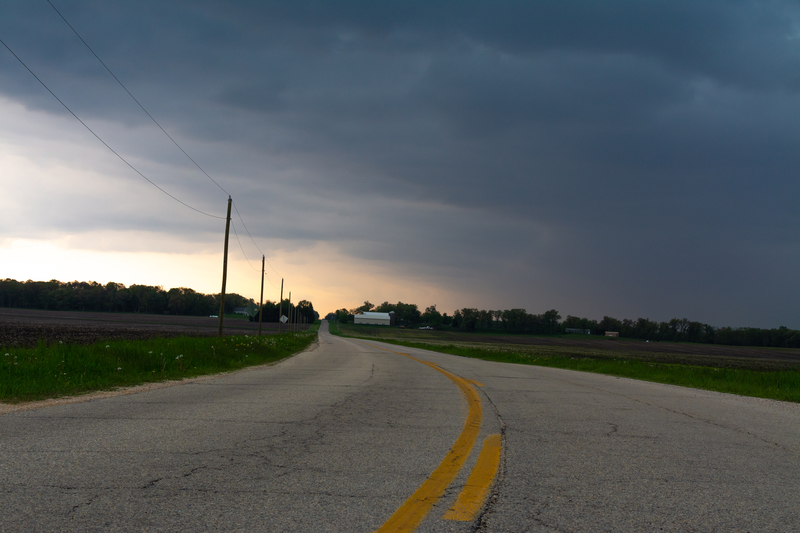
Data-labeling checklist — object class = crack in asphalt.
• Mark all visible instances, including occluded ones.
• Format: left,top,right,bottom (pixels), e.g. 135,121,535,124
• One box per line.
559,376,791,451
472,386,507,533
139,477,164,490
67,493,98,518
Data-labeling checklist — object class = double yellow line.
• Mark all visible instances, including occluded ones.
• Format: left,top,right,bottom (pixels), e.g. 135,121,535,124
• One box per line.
358,342,501,532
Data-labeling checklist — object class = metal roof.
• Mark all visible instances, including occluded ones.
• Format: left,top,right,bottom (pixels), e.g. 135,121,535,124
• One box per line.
356,312,391,319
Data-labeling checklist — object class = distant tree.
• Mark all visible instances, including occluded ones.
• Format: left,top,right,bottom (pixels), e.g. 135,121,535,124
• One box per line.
167,288,186,315
477,310,494,330
542,309,562,334
451,310,462,329
375,301,394,313
440,312,452,326
634,318,658,339
356,301,375,314
458,308,479,331
599,316,623,336
297,300,318,323
335,308,353,324
421,305,443,326
396,302,421,326
501,309,528,333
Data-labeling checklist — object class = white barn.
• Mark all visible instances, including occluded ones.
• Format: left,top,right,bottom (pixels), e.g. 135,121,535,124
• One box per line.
354,312,392,326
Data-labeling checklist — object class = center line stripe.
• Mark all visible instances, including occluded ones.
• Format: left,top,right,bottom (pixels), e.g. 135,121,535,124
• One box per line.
442,433,502,521
359,342,483,533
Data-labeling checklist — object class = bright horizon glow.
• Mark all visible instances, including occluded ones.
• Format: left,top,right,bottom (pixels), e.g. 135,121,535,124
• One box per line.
0,239,455,316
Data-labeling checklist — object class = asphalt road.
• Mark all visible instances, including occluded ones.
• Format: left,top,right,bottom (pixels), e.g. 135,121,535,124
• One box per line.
2,322,798,532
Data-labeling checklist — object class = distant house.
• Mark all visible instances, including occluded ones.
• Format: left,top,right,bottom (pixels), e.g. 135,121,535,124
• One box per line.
605,331,619,337
233,307,248,316
354,311,394,326
565,328,591,335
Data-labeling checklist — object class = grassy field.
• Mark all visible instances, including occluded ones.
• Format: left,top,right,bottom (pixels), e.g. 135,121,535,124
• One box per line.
331,323,800,403
1,331,317,403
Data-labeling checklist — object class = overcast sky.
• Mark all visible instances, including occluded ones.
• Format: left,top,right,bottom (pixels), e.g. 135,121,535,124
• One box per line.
1,1,798,328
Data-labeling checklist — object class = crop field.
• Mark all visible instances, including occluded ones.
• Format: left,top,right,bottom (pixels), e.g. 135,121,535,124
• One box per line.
0,308,316,403
0,308,307,348
333,323,800,371
332,323,800,403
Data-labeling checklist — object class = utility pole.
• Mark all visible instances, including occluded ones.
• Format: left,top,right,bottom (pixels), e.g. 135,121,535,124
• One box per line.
288,291,292,333
278,278,284,333
258,255,264,336
217,196,232,337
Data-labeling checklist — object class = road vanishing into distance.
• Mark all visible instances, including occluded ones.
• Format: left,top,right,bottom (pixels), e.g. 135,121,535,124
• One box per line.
2,321,799,532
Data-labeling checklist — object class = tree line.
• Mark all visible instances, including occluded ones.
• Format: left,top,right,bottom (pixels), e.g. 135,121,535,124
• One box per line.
254,299,318,324
0,279,318,323
329,301,425,327
329,301,800,349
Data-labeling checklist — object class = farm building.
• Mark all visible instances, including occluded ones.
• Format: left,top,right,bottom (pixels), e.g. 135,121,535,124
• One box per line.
605,331,619,337
354,311,394,326
565,328,591,335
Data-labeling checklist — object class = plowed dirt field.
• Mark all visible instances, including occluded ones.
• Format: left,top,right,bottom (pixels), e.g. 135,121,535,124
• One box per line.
0,308,299,348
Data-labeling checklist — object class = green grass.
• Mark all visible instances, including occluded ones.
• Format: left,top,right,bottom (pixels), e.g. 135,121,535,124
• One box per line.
1,331,317,403
330,324,800,403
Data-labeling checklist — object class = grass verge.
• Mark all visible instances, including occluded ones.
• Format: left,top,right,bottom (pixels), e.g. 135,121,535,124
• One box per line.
1,331,316,403
330,324,799,403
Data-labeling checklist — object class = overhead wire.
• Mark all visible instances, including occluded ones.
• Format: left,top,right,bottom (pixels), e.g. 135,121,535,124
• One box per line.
0,36,224,220
46,0,230,197
232,200,282,279
232,221,279,290
47,0,285,284
231,222,260,273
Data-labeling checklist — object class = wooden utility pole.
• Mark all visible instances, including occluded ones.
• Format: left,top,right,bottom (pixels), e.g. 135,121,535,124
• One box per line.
217,196,232,337
278,278,284,333
288,291,292,333
258,255,265,336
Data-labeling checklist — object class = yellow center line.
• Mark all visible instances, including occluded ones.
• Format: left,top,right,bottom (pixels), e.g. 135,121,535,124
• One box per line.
356,341,483,533
442,433,502,521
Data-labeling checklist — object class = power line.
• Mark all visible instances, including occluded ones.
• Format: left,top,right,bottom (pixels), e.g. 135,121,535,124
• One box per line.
47,0,230,197
232,221,279,290
232,199,283,279
232,200,264,256
48,0,286,283
231,221,259,273
0,36,224,220
16,5,292,298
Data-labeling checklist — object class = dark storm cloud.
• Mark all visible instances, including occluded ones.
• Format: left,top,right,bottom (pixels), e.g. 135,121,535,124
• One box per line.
1,1,798,327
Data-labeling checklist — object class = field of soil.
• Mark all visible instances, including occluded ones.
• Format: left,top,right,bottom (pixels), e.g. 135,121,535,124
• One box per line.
0,308,305,348
340,325,800,371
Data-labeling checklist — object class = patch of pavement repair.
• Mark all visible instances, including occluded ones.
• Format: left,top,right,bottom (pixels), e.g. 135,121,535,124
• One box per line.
0,359,288,416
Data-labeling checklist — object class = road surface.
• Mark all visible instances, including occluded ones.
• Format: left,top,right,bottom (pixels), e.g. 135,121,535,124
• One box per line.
2,321,798,531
